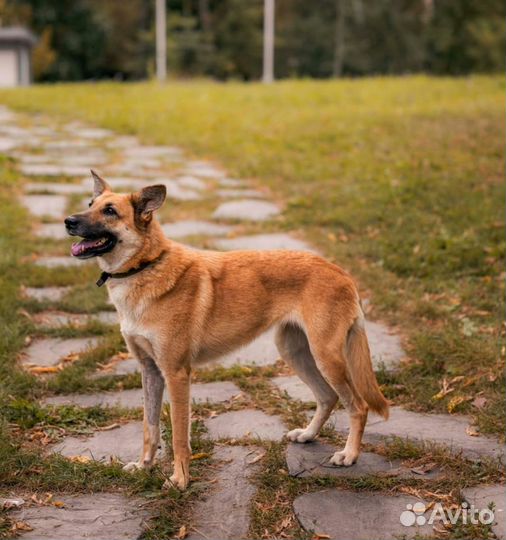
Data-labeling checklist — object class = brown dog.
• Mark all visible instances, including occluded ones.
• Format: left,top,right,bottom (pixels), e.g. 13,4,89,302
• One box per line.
64,170,389,490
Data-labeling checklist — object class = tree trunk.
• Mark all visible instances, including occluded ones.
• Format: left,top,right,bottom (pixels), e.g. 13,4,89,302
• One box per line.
333,0,345,77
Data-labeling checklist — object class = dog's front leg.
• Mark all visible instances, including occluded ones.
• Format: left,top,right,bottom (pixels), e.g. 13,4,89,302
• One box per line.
123,354,165,472
166,365,191,490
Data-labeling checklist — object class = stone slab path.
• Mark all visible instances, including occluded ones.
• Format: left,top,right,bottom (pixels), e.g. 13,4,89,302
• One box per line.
44,381,241,408
462,485,505,540
186,445,262,540
3,104,503,540
286,441,443,480
331,407,505,460
21,337,101,367
12,494,148,540
293,490,433,540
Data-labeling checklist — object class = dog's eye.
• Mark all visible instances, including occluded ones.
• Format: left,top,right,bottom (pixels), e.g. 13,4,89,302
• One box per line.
103,206,117,217
88,200,93,208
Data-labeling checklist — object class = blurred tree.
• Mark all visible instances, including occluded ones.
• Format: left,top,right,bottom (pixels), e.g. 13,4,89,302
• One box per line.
2,0,504,80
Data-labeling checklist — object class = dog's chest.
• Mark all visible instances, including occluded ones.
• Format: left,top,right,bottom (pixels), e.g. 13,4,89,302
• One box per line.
107,282,149,337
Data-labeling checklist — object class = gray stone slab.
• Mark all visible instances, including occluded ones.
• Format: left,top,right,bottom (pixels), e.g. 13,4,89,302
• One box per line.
294,489,432,540
14,153,50,164
463,485,505,540
20,163,91,176
0,136,19,152
13,493,148,540
159,180,201,201
177,175,207,190
108,358,140,376
219,178,245,187
34,256,89,268
51,421,147,463
161,220,234,239
82,176,146,191
272,375,315,403
286,442,442,480
106,135,140,148
217,188,265,198
20,194,67,218
74,127,113,139
331,406,506,461
214,233,315,252
205,409,286,441
127,145,182,159
211,328,279,368
26,181,89,195
21,337,101,367
33,223,69,240
184,162,225,179
43,140,90,150
187,445,261,540
365,320,405,369
43,381,241,408
23,286,71,302
32,310,118,329
213,199,280,221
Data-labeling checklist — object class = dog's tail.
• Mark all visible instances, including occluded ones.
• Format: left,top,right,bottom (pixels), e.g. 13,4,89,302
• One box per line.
345,313,389,420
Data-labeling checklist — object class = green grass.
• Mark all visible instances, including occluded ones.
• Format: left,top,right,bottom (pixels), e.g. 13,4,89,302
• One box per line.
1,75,503,436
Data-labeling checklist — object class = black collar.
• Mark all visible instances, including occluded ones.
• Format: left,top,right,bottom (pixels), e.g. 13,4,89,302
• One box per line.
96,251,166,287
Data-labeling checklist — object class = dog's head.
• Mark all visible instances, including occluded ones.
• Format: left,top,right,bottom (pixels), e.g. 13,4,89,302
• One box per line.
64,170,166,267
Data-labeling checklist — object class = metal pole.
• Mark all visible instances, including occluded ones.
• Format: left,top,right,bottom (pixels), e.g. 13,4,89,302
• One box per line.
156,0,167,82
262,0,275,83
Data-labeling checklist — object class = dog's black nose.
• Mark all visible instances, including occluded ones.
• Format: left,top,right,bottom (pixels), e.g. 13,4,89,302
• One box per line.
64,216,79,229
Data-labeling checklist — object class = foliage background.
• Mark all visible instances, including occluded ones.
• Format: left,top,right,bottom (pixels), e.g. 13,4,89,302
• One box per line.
0,0,504,81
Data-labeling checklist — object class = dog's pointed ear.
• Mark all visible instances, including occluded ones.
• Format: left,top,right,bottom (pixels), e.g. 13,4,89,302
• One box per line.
132,184,166,225
91,170,110,198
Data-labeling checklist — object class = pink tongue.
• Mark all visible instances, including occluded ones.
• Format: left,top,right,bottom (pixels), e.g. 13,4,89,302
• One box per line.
71,239,100,256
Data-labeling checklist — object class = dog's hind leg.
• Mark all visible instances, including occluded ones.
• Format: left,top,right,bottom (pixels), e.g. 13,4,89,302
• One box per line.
123,340,165,471
275,323,338,443
304,322,369,467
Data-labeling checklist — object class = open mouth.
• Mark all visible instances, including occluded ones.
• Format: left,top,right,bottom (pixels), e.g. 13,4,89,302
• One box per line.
70,234,117,259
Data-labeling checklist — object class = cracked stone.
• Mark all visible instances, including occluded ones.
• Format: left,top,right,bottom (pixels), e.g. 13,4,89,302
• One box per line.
212,199,280,221
213,233,315,252
21,337,101,367
161,220,234,238
22,286,71,302
205,409,286,441
293,489,432,540
12,493,148,540
43,381,241,408
462,485,505,540
32,310,118,329
286,441,442,480
20,194,67,218
186,445,262,540
331,406,506,461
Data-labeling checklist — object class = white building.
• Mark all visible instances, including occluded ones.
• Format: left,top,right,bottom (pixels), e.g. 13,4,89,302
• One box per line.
0,27,36,87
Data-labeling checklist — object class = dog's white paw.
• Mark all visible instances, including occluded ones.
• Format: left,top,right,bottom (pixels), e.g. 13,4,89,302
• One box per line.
286,428,316,443
122,461,143,472
329,450,358,467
